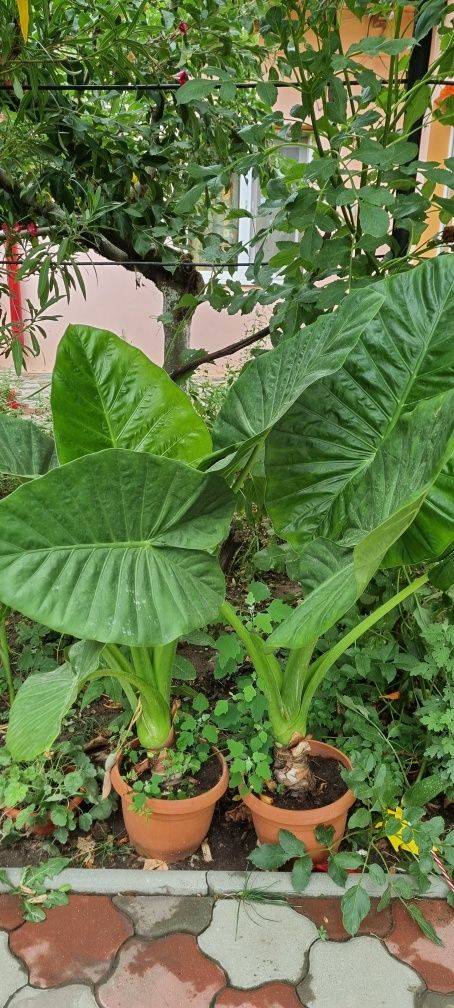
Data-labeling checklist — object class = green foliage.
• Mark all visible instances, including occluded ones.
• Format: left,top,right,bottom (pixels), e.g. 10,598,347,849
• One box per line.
0,741,113,845
0,0,267,364
0,858,71,923
52,325,211,465
128,694,219,807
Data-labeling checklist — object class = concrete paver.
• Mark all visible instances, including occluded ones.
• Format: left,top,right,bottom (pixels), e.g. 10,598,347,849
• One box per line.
421,994,454,1008
97,933,226,1008
9,894,133,988
0,931,27,1006
8,985,99,1007
113,894,214,938
297,935,424,1008
0,891,452,1008
198,899,317,988
0,894,23,932
384,900,454,994
214,983,304,1007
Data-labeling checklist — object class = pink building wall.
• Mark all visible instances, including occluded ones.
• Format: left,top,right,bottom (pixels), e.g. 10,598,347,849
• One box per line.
3,254,271,375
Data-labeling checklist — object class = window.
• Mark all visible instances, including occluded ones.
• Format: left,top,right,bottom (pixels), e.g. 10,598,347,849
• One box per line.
239,143,313,268
195,139,313,281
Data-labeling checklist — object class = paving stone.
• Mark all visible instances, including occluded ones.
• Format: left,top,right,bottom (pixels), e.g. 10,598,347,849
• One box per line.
198,898,317,988
9,894,133,987
289,896,393,940
297,935,424,1008
421,994,454,1008
0,894,23,931
113,894,213,938
384,900,454,993
214,982,304,1007
0,930,27,1005
8,985,98,1007
97,933,226,1008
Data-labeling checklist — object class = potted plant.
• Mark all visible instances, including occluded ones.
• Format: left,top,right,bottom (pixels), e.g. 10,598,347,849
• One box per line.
1,255,454,862
0,741,111,842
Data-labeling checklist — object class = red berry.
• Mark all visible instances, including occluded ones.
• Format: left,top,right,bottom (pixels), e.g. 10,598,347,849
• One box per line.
178,21,188,34
4,79,12,88
176,70,189,85
27,222,38,236
1,223,9,234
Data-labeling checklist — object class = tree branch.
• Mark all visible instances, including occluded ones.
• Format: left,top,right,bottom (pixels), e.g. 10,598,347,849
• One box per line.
0,168,204,296
170,323,271,380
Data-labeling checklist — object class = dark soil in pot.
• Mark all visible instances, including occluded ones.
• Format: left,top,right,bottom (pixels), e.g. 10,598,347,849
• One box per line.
122,751,222,799
264,756,348,811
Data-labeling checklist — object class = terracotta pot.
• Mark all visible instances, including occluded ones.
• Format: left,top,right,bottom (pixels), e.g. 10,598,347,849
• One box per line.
111,746,229,862
242,739,355,863
3,795,83,837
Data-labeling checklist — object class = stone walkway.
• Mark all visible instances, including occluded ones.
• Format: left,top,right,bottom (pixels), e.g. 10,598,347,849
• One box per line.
0,892,453,1007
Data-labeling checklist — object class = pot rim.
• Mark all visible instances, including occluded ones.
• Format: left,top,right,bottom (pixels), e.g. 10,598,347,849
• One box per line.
242,739,355,825
3,793,83,820
111,744,229,813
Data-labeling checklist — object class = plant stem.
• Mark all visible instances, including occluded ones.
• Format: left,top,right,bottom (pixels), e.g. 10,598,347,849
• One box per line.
152,640,178,704
220,600,290,738
298,574,429,730
0,616,14,705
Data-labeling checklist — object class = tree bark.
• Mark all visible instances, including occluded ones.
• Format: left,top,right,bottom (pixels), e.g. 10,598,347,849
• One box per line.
161,284,192,374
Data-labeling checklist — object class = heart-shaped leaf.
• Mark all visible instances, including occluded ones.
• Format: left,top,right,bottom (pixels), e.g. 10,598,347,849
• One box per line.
52,325,211,465
266,255,454,549
0,414,57,479
0,449,234,646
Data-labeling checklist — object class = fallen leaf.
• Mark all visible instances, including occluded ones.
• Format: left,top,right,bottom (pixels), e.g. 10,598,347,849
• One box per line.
76,836,96,867
225,803,252,823
259,794,273,805
201,839,213,863
142,858,169,871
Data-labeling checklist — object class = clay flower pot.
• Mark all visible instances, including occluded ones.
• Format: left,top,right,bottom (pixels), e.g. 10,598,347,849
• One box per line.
111,746,229,862
4,795,83,837
242,739,355,863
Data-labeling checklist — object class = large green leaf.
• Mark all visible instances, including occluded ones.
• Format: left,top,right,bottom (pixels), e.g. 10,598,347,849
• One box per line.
385,458,454,566
0,449,234,646
212,289,384,458
6,665,79,761
0,414,57,479
269,392,454,649
266,255,454,546
52,325,211,465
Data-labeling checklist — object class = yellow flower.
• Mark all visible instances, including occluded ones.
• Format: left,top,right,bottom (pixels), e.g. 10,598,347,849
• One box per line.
377,807,419,856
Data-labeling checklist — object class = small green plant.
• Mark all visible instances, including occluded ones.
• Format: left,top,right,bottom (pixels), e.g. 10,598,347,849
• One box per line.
248,800,454,942
0,858,71,923
0,741,113,844
126,694,221,807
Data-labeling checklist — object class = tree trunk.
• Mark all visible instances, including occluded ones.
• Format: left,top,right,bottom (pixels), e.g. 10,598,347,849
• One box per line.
161,284,192,374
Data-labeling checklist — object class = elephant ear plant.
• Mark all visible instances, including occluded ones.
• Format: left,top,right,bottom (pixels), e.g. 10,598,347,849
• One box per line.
210,254,454,799
1,255,454,816
0,289,382,762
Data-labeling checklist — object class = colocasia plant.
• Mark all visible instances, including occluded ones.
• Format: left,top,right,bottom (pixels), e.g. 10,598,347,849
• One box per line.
0,255,454,811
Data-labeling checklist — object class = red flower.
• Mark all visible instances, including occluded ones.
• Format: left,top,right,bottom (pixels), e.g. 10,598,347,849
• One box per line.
13,223,22,233
176,70,189,85
178,21,188,34
7,390,20,410
27,222,38,236
1,223,9,234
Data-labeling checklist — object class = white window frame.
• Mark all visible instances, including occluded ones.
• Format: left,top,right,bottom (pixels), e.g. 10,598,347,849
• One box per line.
200,137,313,285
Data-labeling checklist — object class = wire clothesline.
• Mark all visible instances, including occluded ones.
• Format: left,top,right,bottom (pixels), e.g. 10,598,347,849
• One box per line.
1,78,454,92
